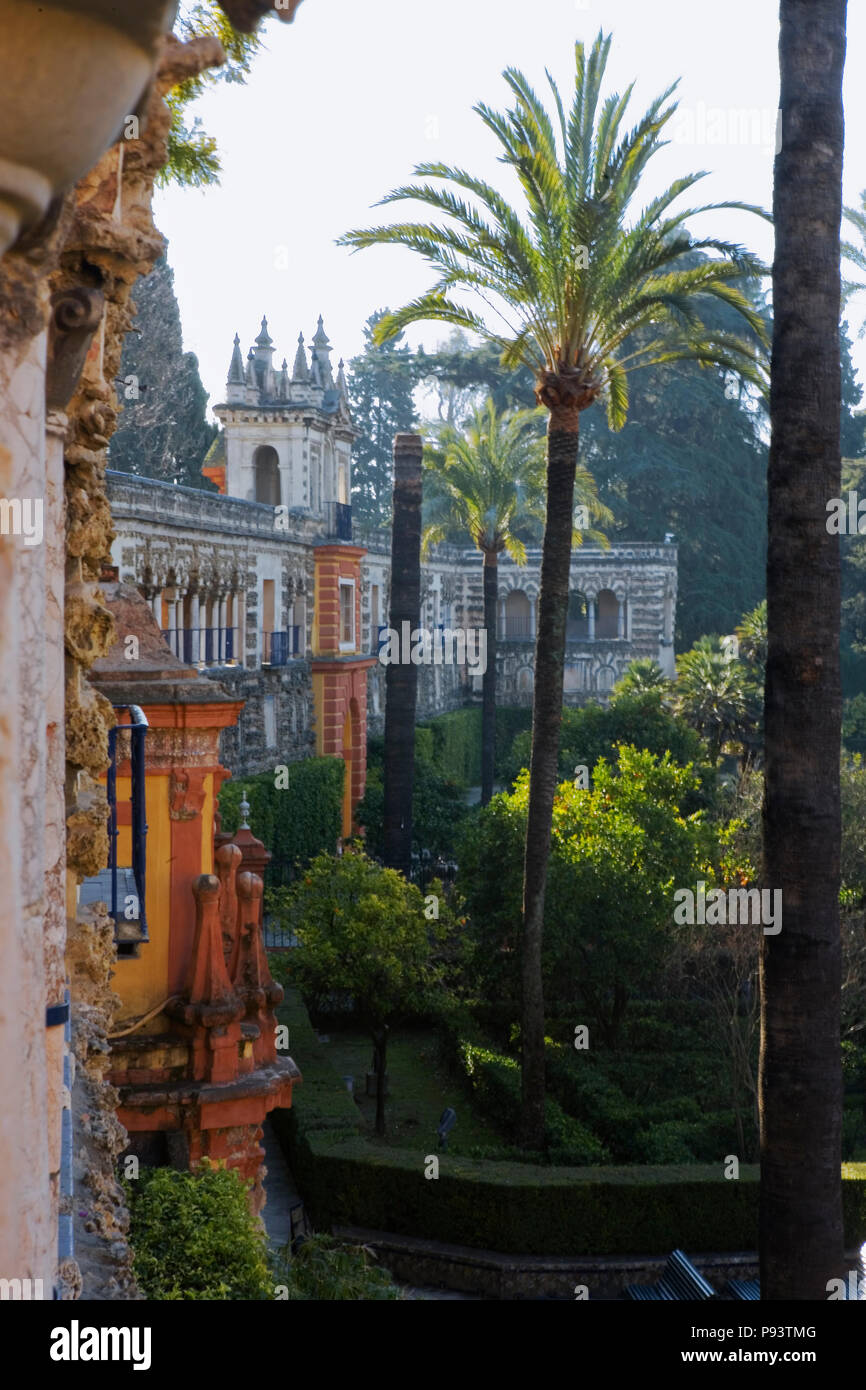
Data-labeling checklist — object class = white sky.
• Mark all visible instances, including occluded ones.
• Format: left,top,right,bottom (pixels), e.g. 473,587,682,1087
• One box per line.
154,0,866,418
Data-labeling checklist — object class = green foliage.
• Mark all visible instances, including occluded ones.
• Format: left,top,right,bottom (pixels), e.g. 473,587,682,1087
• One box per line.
611,659,672,700
160,4,264,189
218,759,344,885
503,691,712,800
458,747,714,1039
110,256,218,488
348,310,419,529
843,694,866,756
423,398,611,556
284,850,444,1033
357,732,469,860
271,1234,401,1300
675,635,761,764
126,1163,271,1300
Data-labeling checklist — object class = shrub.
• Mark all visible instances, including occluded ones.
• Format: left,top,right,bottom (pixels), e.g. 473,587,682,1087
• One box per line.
271,1234,401,1300
219,758,344,885
126,1163,272,1300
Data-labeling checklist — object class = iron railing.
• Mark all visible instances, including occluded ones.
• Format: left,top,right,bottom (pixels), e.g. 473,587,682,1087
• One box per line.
262,626,301,666
326,500,353,541
161,626,239,665
108,705,149,956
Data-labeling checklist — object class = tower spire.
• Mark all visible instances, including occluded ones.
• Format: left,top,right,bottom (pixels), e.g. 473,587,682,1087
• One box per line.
291,332,309,382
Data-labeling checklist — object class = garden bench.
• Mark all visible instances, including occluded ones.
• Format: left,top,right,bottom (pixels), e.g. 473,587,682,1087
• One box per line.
625,1249,718,1301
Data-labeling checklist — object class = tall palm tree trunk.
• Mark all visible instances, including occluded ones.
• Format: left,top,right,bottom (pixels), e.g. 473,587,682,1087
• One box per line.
383,433,423,875
481,550,498,806
520,414,579,1148
760,0,847,1300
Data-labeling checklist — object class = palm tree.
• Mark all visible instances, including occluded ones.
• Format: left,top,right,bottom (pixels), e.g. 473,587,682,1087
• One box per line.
674,637,752,764
340,30,768,1147
610,657,673,703
761,0,847,1300
423,399,610,804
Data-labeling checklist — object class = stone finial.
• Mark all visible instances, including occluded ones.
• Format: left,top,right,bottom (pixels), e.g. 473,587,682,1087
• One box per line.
292,332,309,382
227,332,245,384
255,315,273,346
239,791,250,830
311,314,331,349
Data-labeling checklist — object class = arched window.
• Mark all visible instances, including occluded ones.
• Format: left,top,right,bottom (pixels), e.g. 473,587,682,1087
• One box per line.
566,590,590,640
596,589,619,639
253,445,281,505
503,589,532,640
517,666,534,694
597,665,616,693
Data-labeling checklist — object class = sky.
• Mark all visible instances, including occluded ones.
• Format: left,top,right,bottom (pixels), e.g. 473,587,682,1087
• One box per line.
154,0,866,418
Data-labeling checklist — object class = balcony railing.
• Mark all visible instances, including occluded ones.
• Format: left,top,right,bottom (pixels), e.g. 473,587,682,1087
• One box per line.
326,500,353,541
79,705,149,959
498,616,534,641
161,626,239,666
262,626,301,666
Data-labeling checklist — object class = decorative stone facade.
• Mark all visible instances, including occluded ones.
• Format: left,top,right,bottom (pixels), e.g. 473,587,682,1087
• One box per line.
106,476,679,783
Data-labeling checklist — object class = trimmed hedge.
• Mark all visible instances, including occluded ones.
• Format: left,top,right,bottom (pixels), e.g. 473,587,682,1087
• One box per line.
273,989,866,1256
126,1164,272,1300
418,707,533,787
218,758,344,885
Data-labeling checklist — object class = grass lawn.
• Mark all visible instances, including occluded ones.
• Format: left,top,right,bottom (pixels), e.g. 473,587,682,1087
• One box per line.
316,1024,503,1154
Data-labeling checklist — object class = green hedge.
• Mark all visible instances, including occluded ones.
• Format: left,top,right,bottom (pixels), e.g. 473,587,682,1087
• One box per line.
219,758,344,885
417,708,534,787
126,1165,272,1299
272,989,866,1256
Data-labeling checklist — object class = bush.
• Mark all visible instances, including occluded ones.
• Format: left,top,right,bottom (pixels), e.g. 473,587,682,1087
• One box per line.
357,735,470,860
126,1164,272,1300
219,759,344,885
276,989,866,1256
271,1234,401,1300
503,693,713,807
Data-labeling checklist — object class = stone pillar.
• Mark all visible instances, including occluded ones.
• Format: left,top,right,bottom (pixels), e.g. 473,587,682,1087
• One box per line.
150,589,161,627
588,599,595,641
189,589,200,665
167,594,178,657
218,596,228,662
617,598,625,639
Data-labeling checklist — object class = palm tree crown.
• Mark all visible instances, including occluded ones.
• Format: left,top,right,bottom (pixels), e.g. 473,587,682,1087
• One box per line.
339,30,769,421
422,399,610,560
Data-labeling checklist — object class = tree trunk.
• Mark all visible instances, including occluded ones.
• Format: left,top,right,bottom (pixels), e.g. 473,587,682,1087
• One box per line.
760,0,847,1300
481,549,498,806
373,1028,388,1137
383,434,423,876
519,412,580,1149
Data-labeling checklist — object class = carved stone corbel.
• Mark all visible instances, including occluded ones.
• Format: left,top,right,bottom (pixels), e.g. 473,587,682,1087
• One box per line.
45,287,104,410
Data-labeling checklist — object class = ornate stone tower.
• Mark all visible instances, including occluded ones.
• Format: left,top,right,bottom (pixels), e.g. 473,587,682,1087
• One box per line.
210,315,356,515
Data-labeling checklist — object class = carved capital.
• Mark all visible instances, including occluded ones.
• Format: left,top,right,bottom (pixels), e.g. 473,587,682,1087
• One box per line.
46,287,104,410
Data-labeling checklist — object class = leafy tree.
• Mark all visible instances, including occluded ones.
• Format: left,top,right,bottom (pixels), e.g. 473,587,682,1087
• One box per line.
348,310,419,528
109,256,217,487
285,850,444,1135
505,690,712,805
761,0,846,1300
424,399,610,803
162,3,264,188
417,330,536,424
340,31,768,1147
356,734,470,862
458,746,713,1045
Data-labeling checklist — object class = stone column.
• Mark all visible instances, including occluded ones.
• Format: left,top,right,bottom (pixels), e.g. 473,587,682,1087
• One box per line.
189,589,200,665
166,594,178,658
218,596,228,662
617,598,625,639
588,599,595,641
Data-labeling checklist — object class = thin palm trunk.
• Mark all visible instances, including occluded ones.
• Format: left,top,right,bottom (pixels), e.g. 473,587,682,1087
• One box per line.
760,0,846,1300
383,433,423,875
520,414,579,1149
481,550,498,805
